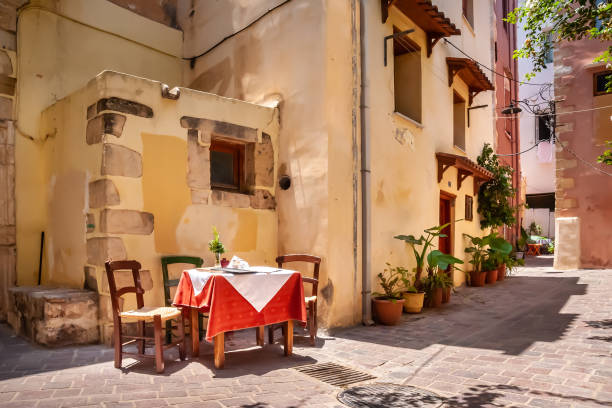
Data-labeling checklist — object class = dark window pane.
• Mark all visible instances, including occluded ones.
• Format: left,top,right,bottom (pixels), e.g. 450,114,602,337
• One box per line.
595,72,611,94
211,150,235,187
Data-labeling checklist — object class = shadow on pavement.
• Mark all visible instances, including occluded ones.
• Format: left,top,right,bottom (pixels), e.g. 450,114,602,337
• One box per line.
334,275,587,356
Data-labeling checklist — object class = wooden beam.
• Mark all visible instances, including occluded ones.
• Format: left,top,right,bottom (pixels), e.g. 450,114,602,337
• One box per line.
438,160,453,182
427,33,442,58
457,169,472,190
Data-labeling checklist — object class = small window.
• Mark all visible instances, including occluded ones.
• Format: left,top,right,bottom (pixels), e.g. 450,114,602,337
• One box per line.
453,92,466,151
594,71,612,96
463,0,474,28
393,28,422,123
465,195,473,221
502,0,509,30
210,140,244,191
536,114,554,142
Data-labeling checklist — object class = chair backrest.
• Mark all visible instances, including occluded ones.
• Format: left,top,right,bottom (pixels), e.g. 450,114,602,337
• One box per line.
276,254,321,296
161,256,203,306
105,260,145,323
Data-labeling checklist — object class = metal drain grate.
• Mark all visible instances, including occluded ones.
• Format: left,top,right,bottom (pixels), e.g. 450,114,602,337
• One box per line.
338,384,445,408
294,362,376,387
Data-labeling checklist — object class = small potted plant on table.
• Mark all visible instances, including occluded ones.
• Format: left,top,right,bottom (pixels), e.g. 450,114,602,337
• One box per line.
372,264,405,325
208,226,225,266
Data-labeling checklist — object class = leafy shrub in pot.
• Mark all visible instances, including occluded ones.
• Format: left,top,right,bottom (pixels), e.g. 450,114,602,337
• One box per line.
372,264,405,325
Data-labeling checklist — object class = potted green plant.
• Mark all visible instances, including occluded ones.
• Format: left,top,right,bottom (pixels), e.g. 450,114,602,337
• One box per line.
394,224,450,290
208,226,225,266
398,266,425,313
516,226,529,260
423,250,463,307
464,234,489,287
505,253,525,277
440,272,454,303
482,255,498,284
372,264,405,325
489,235,513,281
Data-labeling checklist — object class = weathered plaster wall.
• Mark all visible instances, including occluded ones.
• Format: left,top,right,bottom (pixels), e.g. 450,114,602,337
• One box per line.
180,0,496,329
0,0,23,320
16,0,184,285
493,0,521,243
366,2,496,288
179,0,361,328
554,39,612,269
40,71,280,341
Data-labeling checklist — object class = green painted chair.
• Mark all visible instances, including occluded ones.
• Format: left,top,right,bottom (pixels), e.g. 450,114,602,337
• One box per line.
161,255,204,344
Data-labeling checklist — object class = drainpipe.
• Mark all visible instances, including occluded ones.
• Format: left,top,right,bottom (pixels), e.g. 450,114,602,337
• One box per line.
359,0,374,326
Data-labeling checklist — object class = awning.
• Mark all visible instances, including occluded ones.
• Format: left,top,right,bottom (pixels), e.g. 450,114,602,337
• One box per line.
447,57,494,105
436,152,494,194
382,0,461,57
526,193,555,211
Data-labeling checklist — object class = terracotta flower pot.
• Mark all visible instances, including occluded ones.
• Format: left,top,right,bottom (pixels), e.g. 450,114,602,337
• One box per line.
442,287,451,303
469,270,486,287
427,287,443,308
372,297,405,325
497,263,506,281
486,268,498,284
402,292,425,313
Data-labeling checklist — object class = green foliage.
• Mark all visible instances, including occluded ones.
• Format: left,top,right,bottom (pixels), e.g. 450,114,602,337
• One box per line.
507,0,612,84
477,144,516,229
394,223,451,287
598,141,612,166
373,264,405,300
517,226,530,251
528,221,543,236
464,234,491,273
208,226,225,255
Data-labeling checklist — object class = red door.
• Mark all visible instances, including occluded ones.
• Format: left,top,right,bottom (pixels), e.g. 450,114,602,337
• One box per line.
439,197,451,254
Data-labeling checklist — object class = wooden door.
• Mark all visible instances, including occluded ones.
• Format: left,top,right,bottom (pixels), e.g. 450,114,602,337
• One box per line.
439,197,452,255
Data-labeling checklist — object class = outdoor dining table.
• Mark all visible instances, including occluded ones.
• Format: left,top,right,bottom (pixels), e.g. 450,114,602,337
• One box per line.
172,266,307,368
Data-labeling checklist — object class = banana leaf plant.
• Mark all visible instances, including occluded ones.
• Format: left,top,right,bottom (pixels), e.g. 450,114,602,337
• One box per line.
394,224,450,290
464,233,492,273
487,233,513,268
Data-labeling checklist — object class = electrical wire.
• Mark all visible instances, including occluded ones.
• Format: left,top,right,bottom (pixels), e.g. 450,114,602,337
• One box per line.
494,103,612,119
184,0,292,62
496,139,549,156
554,135,612,177
443,38,552,86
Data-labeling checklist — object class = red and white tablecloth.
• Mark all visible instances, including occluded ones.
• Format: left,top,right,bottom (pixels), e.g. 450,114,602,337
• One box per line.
172,268,307,341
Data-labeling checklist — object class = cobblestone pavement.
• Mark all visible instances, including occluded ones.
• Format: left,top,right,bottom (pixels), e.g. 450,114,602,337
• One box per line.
1,256,611,407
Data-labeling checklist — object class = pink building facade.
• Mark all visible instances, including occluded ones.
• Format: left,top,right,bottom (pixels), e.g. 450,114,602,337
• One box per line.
554,39,612,269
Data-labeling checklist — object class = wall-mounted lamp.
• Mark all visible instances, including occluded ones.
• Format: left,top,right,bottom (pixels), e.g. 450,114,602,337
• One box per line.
279,175,291,190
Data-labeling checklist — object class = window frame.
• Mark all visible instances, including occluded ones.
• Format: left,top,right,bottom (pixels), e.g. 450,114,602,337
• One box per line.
210,139,245,192
453,91,466,151
393,26,423,124
465,195,473,221
463,0,474,29
594,70,612,96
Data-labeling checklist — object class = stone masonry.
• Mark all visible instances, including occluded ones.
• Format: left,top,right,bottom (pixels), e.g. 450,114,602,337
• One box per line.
0,1,21,322
6,286,99,347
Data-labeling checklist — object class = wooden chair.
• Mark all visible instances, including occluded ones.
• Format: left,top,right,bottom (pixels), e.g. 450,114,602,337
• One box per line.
105,260,186,373
268,254,321,346
161,256,204,344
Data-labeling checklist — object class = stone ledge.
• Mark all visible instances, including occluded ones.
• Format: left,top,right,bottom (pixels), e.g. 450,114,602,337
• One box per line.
88,97,153,119
100,209,154,235
7,287,99,347
86,113,126,145
211,190,250,208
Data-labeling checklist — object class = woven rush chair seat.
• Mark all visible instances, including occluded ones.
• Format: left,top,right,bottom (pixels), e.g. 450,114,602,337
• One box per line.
120,306,181,322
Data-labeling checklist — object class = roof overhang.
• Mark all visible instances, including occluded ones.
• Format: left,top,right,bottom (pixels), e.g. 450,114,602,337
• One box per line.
382,0,461,57
436,152,493,194
447,57,494,105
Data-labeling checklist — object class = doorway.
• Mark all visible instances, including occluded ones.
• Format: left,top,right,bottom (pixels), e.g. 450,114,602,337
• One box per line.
438,192,455,255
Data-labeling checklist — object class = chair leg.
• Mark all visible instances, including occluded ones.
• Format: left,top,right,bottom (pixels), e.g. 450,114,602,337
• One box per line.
178,315,186,361
268,326,275,344
198,313,205,339
165,320,172,345
153,315,164,374
308,301,316,346
113,321,122,369
137,321,145,354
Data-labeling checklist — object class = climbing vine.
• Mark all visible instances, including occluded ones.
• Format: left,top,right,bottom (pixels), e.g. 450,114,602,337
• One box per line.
477,144,516,229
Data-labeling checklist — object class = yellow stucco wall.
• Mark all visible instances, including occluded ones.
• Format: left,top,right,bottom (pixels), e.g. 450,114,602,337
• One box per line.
15,0,184,285
180,0,496,327
38,71,280,318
